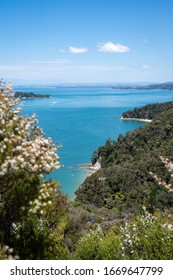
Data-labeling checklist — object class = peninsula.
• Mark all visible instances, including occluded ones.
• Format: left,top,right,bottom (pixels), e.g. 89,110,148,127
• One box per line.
120,101,173,121
14,91,51,99
76,101,173,218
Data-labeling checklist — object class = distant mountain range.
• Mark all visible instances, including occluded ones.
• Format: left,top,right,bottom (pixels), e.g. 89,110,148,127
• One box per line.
112,82,173,90
14,81,173,90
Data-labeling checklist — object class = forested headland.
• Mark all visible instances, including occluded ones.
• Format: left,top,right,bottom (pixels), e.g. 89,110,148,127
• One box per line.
121,101,173,120
76,103,173,214
14,91,51,99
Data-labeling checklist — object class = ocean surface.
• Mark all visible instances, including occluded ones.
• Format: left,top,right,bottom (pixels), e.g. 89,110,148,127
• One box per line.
15,86,173,199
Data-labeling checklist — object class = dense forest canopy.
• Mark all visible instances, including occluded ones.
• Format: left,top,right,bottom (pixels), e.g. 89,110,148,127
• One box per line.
76,104,173,215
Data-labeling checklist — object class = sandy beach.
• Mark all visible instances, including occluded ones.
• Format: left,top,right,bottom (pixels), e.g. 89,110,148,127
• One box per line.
120,117,152,123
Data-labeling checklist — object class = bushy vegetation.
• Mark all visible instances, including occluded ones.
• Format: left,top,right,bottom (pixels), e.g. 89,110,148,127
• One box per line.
0,81,69,259
76,107,173,214
74,209,173,260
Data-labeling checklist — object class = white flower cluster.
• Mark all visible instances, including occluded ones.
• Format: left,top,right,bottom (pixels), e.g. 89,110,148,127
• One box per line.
120,223,138,255
0,82,61,178
28,181,56,215
159,155,173,175
150,172,173,193
120,209,156,255
149,155,173,193
79,226,104,245
0,244,19,260
162,223,173,231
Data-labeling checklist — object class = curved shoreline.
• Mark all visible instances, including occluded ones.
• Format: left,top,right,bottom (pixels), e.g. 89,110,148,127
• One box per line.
120,116,152,123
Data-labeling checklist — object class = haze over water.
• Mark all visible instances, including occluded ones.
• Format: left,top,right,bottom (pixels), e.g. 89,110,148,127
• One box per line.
16,86,173,198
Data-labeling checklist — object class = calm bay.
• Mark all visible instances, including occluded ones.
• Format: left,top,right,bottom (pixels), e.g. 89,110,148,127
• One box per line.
15,86,173,198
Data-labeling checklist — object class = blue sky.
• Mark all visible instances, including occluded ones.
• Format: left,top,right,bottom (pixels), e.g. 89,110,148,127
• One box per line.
1,0,173,84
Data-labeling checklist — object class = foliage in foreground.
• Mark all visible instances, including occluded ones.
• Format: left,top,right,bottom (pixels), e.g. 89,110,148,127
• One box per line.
74,209,173,260
0,81,69,259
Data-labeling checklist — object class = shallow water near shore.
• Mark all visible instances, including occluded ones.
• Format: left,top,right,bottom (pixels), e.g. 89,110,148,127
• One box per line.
15,86,173,198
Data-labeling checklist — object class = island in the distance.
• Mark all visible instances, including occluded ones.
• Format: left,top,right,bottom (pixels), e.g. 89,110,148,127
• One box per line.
14,91,51,99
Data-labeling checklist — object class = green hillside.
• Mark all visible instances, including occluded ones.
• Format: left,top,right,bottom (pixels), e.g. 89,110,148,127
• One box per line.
75,107,173,215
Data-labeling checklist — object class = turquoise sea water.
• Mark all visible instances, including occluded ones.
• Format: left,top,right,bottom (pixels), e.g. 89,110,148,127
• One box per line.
15,86,173,199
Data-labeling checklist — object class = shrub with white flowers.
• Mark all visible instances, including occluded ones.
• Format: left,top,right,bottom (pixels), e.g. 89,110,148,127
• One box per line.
0,81,61,179
74,208,173,260
0,244,19,260
0,80,67,259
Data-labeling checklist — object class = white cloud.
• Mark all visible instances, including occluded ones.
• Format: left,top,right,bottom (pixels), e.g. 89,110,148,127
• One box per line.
97,42,130,53
69,46,88,54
